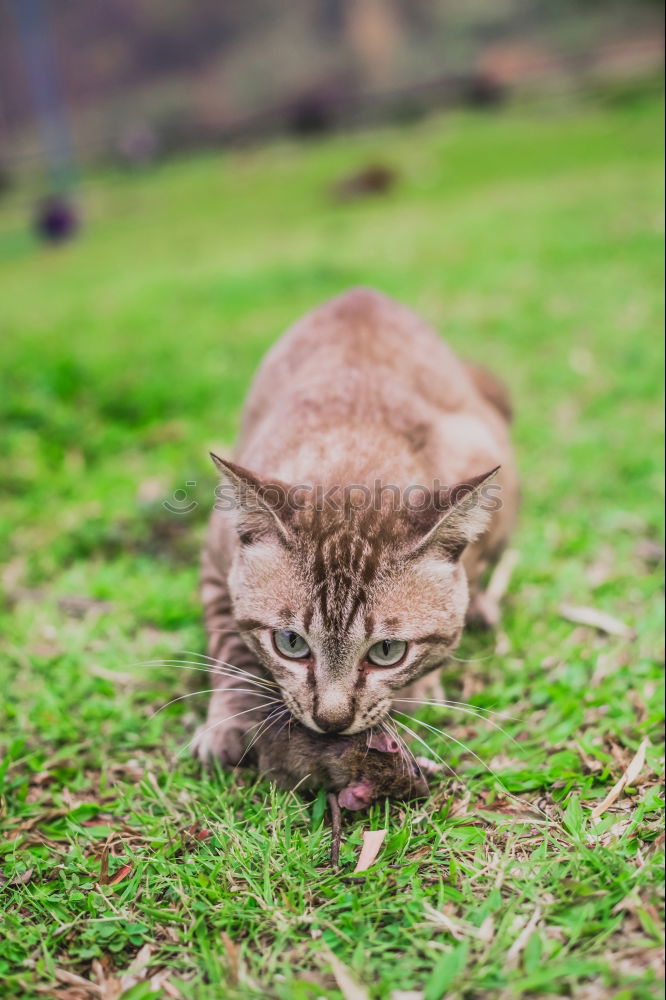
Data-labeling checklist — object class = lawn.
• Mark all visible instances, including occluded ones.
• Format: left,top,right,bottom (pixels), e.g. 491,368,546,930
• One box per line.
0,95,664,999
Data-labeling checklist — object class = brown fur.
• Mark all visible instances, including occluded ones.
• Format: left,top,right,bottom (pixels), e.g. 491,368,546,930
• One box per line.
195,288,518,766
252,716,430,809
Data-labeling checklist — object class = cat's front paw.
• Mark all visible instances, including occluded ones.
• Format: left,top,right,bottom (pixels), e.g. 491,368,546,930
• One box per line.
192,720,253,768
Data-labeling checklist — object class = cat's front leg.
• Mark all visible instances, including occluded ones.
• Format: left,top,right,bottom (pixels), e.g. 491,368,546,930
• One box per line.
197,549,275,766
193,634,271,766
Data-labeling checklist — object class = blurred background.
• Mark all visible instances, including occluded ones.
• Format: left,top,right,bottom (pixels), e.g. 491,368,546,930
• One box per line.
1,10,664,995
0,0,663,209
0,0,663,594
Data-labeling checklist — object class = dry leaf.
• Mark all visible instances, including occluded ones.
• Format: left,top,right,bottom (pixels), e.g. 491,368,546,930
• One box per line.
506,907,542,966
221,933,239,985
10,868,34,886
106,864,132,886
353,829,387,873
89,945,161,1000
55,969,102,997
324,949,370,1000
559,604,634,638
422,903,492,941
184,822,212,841
124,943,153,979
478,914,495,943
591,739,649,821
98,842,111,885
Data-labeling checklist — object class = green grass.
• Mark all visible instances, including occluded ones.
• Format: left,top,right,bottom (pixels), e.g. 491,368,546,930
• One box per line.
0,96,664,999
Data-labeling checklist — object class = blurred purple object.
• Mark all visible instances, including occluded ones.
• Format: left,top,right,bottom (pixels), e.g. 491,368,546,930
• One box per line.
34,194,79,243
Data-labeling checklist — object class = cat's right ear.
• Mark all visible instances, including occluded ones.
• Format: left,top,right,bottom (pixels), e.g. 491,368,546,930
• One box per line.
210,454,294,546
407,467,500,562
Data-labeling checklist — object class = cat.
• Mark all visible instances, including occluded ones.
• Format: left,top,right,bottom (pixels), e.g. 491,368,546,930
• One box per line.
195,288,518,766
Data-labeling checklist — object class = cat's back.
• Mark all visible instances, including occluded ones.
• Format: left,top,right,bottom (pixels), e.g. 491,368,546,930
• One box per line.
240,287,477,435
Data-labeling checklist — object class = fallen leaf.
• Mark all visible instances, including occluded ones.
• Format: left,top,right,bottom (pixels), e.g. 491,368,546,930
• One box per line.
506,907,542,966
324,948,370,1000
559,604,634,638
98,843,110,885
106,864,132,886
591,739,649,821
221,933,239,985
184,822,212,841
55,969,102,997
353,829,387,873
124,943,153,978
422,903,492,941
10,868,34,886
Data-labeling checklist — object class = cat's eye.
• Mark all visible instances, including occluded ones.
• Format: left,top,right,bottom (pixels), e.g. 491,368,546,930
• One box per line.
366,639,407,667
272,629,311,659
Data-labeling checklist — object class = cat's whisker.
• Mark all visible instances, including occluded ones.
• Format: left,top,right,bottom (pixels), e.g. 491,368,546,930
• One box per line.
179,699,280,758
419,697,520,722
362,727,372,762
377,719,398,772
180,648,275,680
235,705,288,769
174,651,278,689
392,710,516,789
392,699,519,743
268,709,294,745
447,651,497,664
380,718,406,781
126,659,277,692
393,711,551,818
149,687,273,719
155,663,276,693
381,717,418,783
391,716,459,779
125,652,275,686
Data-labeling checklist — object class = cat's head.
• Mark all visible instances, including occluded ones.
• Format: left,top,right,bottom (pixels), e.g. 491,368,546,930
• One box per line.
211,455,498,735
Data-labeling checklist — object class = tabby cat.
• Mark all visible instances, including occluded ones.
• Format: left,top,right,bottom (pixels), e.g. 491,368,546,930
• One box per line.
195,288,518,765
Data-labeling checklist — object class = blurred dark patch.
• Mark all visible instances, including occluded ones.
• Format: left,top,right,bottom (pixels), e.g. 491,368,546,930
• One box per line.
33,193,79,244
288,84,342,137
332,163,397,201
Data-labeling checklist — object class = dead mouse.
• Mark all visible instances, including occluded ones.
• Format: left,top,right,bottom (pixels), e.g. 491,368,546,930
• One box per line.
252,715,429,806
251,716,431,865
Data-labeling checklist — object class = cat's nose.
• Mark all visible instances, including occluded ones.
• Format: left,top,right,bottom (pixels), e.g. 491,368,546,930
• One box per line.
312,707,354,733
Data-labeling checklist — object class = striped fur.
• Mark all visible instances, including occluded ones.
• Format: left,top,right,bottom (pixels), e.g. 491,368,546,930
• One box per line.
195,289,518,765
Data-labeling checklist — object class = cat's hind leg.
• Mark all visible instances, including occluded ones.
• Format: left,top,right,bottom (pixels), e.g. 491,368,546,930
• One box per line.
465,548,518,631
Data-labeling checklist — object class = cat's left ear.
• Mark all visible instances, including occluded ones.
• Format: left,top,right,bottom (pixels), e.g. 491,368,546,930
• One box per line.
210,453,294,546
408,467,500,562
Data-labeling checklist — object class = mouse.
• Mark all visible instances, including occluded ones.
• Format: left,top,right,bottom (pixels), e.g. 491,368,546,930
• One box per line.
251,715,430,810
249,712,435,866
